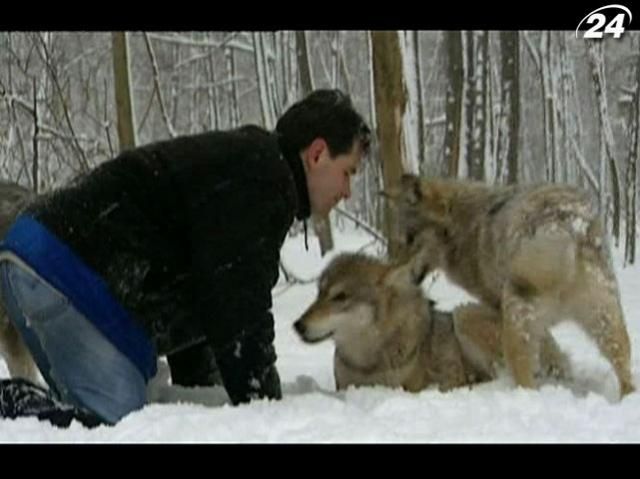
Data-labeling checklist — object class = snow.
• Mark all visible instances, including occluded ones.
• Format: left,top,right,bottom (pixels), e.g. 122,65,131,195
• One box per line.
1,223,640,443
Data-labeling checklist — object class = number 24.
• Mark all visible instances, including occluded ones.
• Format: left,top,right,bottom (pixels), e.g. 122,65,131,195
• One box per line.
584,12,626,38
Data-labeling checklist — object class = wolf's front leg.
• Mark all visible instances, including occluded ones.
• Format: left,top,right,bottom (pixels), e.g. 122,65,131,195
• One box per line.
501,285,542,390
452,302,502,381
539,332,572,382
572,265,635,399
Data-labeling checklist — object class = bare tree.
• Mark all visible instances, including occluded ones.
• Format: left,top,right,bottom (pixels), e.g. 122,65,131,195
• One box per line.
206,37,220,131
444,31,464,178
296,31,314,95
253,32,276,130
331,31,341,88
296,31,334,256
225,47,240,127
111,32,137,150
413,31,426,169
624,38,639,265
143,33,178,138
497,31,520,184
37,33,90,172
371,30,407,258
31,78,39,193
587,39,621,244
462,31,488,180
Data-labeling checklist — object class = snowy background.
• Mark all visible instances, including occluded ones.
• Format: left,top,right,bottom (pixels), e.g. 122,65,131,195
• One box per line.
1,222,640,443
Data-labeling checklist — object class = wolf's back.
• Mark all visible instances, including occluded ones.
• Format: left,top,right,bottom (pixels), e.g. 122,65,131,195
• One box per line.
508,233,577,294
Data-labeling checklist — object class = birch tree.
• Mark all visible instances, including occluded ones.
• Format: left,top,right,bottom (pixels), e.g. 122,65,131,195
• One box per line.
624,37,639,265
587,39,621,243
497,31,520,184
444,31,464,178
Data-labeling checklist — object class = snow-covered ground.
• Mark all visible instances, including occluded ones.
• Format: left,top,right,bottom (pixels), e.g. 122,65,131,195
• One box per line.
1,222,640,443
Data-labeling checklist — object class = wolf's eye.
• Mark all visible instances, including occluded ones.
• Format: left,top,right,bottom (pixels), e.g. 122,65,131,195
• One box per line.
406,232,415,246
332,292,348,302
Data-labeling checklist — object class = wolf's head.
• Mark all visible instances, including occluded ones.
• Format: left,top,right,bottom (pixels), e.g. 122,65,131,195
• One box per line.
381,173,452,269
293,252,430,344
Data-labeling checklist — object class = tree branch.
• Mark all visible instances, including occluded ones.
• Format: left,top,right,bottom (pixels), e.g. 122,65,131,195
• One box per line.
35,32,90,172
144,33,254,54
334,206,388,245
142,32,177,138
523,31,541,72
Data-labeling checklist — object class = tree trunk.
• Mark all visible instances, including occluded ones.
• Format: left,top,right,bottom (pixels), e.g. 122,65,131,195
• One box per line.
559,32,575,185
267,32,282,119
497,31,520,184
465,31,487,181
371,31,407,258
331,31,341,88
206,48,220,130
444,31,463,178
413,31,426,170
253,32,275,130
296,31,314,94
624,39,639,265
295,31,334,255
587,40,621,244
111,31,136,150
31,77,39,193
142,32,176,138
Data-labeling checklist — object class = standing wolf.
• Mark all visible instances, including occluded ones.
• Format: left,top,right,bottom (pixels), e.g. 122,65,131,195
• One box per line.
385,174,634,399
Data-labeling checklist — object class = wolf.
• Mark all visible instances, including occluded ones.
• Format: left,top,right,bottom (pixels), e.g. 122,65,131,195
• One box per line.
0,181,39,383
293,252,570,393
384,174,634,399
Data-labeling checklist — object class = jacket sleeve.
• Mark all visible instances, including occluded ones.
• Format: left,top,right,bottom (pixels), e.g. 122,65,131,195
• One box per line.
189,178,292,405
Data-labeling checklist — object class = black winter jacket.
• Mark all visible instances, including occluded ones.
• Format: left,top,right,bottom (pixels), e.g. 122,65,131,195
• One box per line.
23,125,310,405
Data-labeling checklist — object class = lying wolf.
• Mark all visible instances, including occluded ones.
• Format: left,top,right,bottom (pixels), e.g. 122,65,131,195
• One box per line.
384,174,634,399
0,181,39,383
294,252,569,393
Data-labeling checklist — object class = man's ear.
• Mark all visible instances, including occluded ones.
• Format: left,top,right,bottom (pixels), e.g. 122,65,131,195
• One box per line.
307,138,328,166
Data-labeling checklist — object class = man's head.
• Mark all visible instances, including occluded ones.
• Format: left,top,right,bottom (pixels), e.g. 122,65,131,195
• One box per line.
276,90,371,216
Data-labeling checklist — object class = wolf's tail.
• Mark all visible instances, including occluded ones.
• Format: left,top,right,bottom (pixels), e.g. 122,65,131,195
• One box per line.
509,233,577,294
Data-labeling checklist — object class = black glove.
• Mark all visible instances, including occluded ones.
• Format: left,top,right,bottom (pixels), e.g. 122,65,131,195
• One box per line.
0,378,103,429
213,327,282,405
167,341,223,387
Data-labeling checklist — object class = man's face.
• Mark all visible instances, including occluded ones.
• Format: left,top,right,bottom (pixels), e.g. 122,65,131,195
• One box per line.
305,139,363,217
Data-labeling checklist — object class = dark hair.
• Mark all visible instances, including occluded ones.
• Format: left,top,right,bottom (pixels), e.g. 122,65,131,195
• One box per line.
275,89,371,161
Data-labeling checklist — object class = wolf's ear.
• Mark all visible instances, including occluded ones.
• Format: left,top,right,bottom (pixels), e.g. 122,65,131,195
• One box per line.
422,182,450,219
400,174,422,206
383,261,415,289
409,258,430,284
379,174,422,206
384,248,432,289
379,185,401,202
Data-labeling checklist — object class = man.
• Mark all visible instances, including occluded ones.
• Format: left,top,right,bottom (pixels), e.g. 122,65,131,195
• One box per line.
0,89,371,427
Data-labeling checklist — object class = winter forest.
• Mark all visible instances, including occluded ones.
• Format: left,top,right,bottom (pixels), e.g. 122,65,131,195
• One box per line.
1,31,639,264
